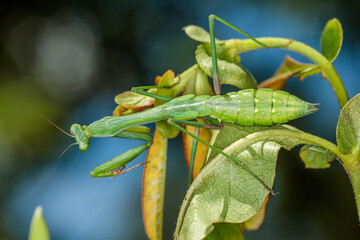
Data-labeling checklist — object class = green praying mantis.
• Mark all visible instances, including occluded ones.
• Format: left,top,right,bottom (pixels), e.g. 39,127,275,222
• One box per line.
59,15,318,195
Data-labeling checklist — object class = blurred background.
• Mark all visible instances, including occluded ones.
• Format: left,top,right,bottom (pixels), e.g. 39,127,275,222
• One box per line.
0,0,359,239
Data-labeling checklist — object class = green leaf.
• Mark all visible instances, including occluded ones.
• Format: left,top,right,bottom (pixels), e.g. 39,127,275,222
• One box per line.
196,44,257,89
183,25,225,44
155,70,176,105
156,120,179,138
321,18,343,62
204,223,244,240
175,123,311,240
336,93,360,159
183,67,214,96
114,91,155,109
28,206,50,240
171,64,199,97
299,145,335,169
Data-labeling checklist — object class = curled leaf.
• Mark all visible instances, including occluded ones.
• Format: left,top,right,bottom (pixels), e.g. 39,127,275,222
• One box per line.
113,104,127,116
300,145,335,169
115,91,155,109
258,56,316,89
183,67,214,96
142,129,168,240
154,75,162,86
171,64,199,97
113,83,159,116
155,70,176,105
295,66,321,81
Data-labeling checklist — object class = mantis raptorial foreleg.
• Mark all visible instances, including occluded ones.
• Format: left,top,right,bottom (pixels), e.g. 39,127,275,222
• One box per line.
43,115,154,177
90,130,153,177
90,86,172,178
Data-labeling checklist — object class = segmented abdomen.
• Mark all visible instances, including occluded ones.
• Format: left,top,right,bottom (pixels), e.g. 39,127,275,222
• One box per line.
206,89,316,125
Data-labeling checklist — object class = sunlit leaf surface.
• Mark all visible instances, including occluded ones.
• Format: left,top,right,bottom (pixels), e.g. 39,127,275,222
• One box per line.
336,93,360,159
175,124,311,239
183,25,224,44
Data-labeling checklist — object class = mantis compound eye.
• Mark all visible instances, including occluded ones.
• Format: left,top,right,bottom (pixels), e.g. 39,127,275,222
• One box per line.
79,142,89,152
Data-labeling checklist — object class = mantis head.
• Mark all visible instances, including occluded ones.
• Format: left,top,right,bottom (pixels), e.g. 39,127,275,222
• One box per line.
70,124,90,152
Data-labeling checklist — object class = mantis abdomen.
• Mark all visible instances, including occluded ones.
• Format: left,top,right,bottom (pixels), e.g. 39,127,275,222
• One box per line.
206,89,317,125
165,88,317,125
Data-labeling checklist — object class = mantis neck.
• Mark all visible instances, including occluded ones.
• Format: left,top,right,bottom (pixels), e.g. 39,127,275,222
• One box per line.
84,105,166,138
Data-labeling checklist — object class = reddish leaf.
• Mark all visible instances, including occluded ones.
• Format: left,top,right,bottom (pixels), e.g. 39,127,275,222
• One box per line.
142,129,168,240
259,56,316,90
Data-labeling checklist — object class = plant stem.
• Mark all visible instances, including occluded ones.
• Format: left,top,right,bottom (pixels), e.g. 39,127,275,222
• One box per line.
225,38,349,109
342,161,360,223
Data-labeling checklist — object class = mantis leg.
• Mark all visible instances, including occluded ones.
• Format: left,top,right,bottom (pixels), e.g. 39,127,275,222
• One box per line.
168,119,275,195
208,14,268,95
172,119,222,130
203,116,221,126
131,86,173,102
90,131,153,178
188,127,199,185
172,118,222,184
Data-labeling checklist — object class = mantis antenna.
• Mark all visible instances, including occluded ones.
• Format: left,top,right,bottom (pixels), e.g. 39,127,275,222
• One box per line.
41,114,77,159
40,114,73,138
58,143,77,159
